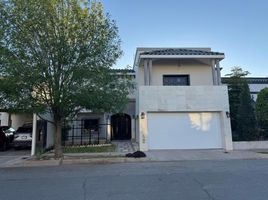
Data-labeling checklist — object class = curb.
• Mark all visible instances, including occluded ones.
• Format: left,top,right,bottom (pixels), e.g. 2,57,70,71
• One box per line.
2,156,150,168
62,157,150,165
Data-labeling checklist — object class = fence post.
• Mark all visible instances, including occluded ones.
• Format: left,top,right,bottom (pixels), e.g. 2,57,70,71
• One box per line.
72,124,74,145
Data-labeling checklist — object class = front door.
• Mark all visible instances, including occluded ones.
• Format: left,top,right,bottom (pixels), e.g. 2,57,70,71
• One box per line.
111,114,131,140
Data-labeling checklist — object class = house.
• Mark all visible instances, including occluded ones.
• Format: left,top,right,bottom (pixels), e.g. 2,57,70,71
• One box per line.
0,112,32,130
1,47,234,152
134,48,233,151
62,69,136,146
222,77,268,101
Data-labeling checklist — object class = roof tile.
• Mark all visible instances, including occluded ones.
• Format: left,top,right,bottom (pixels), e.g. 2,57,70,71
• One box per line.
141,48,224,56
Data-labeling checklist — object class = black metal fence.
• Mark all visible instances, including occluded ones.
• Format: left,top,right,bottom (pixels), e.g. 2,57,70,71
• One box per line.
62,120,110,146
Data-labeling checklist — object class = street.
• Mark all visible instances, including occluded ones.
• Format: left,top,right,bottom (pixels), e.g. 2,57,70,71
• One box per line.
1,159,268,200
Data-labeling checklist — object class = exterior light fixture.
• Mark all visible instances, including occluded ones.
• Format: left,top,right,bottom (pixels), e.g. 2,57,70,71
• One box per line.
226,111,230,118
140,112,145,119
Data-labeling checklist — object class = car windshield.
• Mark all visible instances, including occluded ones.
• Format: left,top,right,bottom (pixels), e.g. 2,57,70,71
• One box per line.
3,128,15,133
16,127,32,133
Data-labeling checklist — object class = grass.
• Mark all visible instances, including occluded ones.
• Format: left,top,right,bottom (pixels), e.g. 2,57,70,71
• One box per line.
258,152,268,154
63,144,116,153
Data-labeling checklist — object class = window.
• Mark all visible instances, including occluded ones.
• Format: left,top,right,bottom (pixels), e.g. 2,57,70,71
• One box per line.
163,75,190,86
83,119,98,131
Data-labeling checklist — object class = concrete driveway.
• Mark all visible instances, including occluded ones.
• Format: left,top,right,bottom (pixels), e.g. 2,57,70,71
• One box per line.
0,149,30,167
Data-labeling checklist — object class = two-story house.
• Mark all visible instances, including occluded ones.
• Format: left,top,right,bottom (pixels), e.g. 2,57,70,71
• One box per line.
133,48,233,151
0,47,234,152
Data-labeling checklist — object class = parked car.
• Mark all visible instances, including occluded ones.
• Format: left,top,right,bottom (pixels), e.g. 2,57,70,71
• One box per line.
13,125,32,149
0,126,15,151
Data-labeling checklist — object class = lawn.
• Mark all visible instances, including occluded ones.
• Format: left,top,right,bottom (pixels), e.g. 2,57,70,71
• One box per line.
63,144,116,153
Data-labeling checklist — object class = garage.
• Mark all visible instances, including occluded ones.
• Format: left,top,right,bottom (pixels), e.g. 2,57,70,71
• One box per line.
147,112,223,150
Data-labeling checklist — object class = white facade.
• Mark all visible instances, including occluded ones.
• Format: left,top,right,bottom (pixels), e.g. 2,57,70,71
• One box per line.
0,112,32,130
248,83,268,100
134,48,233,151
138,86,232,151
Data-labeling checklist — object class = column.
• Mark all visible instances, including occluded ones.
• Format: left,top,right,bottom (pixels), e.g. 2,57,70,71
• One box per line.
148,59,153,85
216,60,221,85
144,59,148,85
106,114,111,142
131,117,135,140
31,113,37,156
211,59,217,85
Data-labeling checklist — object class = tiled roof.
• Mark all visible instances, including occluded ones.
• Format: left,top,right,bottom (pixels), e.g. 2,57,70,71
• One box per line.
140,48,224,56
111,69,135,73
222,77,268,84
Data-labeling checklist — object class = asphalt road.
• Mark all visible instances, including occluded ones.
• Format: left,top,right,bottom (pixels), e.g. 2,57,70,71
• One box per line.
1,159,268,200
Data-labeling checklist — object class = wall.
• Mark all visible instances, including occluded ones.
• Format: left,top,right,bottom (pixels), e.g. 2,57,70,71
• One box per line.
233,141,268,150
138,85,233,151
0,112,9,126
11,113,32,130
39,112,54,148
248,83,268,101
139,86,230,112
138,59,213,86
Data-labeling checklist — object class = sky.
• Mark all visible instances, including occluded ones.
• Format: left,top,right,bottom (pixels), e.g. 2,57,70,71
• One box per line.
101,0,268,77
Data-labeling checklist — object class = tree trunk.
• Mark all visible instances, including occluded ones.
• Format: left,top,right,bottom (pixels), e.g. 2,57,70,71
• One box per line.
54,117,63,159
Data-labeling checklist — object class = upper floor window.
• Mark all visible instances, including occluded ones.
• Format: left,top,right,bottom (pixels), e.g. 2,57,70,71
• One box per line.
163,75,190,86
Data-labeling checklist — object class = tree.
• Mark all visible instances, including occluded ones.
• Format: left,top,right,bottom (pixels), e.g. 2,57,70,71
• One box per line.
0,0,133,158
236,81,257,140
256,88,268,138
225,67,256,140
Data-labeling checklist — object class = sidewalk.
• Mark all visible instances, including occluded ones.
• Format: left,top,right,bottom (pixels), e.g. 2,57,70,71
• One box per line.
145,149,268,161
2,149,268,168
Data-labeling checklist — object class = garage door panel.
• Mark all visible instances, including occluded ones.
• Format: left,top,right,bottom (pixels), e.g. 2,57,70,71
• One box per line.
148,112,222,150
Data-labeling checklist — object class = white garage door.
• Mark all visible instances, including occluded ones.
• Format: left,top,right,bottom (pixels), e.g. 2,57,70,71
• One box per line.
148,112,222,150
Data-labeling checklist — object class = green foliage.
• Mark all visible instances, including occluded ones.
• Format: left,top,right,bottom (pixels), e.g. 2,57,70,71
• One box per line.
225,67,257,141
235,81,257,140
63,144,116,153
256,88,268,130
225,66,250,77
0,0,133,157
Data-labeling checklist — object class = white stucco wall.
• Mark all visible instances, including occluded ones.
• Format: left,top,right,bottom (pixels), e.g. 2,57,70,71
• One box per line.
138,59,213,86
248,84,268,101
0,113,32,129
0,112,9,126
248,84,268,93
138,86,233,151
11,113,32,130
39,112,54,148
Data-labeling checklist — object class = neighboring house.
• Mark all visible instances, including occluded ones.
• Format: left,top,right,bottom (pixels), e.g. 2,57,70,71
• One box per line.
0,112,32,130
0,111,54,148
222,77,268,101
134,48,233,151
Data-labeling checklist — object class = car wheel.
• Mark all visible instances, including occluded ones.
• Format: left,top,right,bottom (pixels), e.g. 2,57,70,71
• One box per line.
14,146,21,150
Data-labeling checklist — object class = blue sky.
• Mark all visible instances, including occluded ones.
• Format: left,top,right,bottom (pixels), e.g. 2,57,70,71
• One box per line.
101,0,268,77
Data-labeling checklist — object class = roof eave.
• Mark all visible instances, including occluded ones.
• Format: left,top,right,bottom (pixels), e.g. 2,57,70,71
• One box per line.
139,55,225,59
